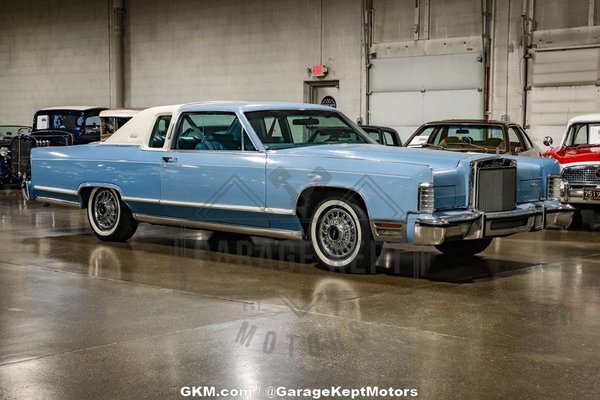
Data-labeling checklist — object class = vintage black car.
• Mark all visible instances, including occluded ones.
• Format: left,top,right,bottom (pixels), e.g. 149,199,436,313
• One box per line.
0,125,32,185
10,106,107,181
359,125,402,146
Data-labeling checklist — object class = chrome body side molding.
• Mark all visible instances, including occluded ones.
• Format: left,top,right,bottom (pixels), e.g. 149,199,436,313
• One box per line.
133,214,303,240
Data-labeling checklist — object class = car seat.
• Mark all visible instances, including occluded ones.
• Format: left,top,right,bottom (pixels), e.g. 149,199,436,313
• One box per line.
439,136,461,147
196,134,226,150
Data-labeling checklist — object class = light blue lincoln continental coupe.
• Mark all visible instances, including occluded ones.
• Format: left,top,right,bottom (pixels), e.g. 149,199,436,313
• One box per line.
24,102,574,272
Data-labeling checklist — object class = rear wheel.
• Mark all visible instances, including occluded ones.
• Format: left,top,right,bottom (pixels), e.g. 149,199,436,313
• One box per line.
87,188,138,241
309,197,382,273
435,238,493,256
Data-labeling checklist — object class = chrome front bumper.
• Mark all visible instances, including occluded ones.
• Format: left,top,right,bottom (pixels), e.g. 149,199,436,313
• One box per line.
561,183,600,205
412,203,574,246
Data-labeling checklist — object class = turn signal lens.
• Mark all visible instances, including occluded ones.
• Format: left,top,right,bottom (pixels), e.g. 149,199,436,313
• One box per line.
547,175,561,200
418,183,435,214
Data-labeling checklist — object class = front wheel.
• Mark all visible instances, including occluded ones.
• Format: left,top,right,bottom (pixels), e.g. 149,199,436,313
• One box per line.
309,197,382,273
87,188,138,241
434,238,493,256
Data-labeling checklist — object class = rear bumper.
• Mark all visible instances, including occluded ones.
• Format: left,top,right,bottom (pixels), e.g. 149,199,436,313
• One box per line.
410,202,574,246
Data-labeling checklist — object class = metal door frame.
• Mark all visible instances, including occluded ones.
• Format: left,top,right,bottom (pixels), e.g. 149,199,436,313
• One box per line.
304,80,340,104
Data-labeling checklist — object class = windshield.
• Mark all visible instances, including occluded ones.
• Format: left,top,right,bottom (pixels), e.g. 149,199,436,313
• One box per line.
407,125,506,152
244,110,374,149
0,126,31,140
34,111,85,134
564,123,600,147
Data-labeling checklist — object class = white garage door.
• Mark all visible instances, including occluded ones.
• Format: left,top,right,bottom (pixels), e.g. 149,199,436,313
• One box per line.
526,47,600,147
369,53,484,142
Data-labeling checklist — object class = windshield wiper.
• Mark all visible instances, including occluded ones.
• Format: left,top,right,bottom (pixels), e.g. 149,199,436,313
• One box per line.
420,143,445,150
458,142,490,151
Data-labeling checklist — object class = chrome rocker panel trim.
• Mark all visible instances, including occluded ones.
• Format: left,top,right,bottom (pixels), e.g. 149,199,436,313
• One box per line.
33,185,79,195
133,214,303,241
36,196,82,208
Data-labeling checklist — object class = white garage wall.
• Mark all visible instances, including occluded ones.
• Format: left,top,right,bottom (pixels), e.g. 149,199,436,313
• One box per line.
525,47,600,146
125,0,364,121
0,0,110,126
369,53,484,140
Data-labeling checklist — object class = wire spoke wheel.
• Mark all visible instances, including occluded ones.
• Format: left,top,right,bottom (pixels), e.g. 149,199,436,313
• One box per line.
93,190,119,231
317,207,358,260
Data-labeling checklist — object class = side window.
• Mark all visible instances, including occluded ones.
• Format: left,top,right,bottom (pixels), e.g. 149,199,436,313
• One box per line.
148,115,172,148
508,127,524,148
571,124,588,145
508,126,526,153
383,130,396,146
174,112,250,151
85,115,101,135
364,129,383,143
518,127,534,149
590,124,600,145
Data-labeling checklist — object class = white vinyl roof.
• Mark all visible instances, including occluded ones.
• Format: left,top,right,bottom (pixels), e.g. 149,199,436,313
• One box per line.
103,105,181,146
99,108,143,118
103,101,342,147
568,114,600,124
38,106,107,112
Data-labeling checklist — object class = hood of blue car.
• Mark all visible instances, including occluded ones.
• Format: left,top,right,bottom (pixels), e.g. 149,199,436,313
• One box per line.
270,144,490,171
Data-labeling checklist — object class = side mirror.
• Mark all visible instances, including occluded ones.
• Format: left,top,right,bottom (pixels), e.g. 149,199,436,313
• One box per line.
543,136,553,147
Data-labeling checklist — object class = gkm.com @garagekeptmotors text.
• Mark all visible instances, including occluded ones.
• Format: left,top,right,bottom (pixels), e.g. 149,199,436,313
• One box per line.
180,385,419,398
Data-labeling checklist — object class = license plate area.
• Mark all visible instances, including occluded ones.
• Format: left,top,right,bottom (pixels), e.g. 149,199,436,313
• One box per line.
583,187,600,201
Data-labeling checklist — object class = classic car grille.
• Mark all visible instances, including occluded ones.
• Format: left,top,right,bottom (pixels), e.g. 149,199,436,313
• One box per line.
474,159,517,213
10,137,34,180
33,134,74,146
562,165,600,185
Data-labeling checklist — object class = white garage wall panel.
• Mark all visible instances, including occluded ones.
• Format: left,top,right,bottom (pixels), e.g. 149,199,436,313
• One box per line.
125,0,363,120
369,53,483,141
527,86,600,144
526,47,600,146
0,0,110,125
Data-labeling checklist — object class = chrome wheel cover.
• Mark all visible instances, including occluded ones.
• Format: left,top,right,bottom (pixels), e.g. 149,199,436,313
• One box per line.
317,207,358,260
93,190,119,231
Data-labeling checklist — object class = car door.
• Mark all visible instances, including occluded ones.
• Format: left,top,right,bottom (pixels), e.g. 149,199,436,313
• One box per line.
160,111,269,227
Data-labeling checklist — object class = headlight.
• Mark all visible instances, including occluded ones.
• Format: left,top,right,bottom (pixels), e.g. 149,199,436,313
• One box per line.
547,175,562,200
418,183,435,213
0,147,9,157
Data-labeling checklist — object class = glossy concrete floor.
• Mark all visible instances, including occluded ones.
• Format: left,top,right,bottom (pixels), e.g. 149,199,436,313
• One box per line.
0,189,599,400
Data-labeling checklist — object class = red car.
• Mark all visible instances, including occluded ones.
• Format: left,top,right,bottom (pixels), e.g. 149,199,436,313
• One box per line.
543,114,600,217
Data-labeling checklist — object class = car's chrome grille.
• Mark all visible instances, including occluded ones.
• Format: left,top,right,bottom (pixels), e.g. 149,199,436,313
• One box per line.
474,158,517,212
562,165,600,185
10,137,34,180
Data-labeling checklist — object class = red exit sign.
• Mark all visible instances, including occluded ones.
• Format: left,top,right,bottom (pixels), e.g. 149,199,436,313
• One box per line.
311,64,328,77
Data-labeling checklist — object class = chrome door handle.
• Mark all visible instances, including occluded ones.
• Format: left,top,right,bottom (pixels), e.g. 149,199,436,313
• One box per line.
162,156,177,163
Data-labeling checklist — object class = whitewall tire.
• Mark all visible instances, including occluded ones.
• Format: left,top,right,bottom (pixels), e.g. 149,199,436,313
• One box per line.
309,198,381,273
87,188,138,241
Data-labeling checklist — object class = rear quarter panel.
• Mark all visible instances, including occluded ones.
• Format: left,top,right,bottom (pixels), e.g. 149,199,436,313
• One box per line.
30,145,162,202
